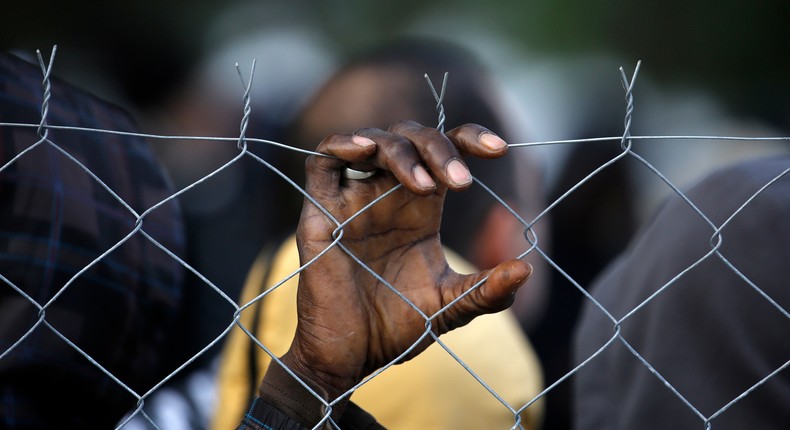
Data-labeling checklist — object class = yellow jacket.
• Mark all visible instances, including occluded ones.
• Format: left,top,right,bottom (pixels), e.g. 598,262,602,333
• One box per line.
213,236,544,429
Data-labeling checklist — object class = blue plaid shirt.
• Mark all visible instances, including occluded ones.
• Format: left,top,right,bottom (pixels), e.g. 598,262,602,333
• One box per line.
0,52,185,428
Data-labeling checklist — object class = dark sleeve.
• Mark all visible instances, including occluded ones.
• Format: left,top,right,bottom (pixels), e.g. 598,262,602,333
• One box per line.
0,52,185,428
239,361,385,430
238,398,307,430
573,157,790,430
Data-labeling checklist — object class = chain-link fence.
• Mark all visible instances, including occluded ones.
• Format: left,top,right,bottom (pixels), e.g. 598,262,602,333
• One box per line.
1,47,788,430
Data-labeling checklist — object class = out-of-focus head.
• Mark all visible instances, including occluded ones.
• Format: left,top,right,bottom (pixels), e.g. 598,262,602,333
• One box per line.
295,38,506,140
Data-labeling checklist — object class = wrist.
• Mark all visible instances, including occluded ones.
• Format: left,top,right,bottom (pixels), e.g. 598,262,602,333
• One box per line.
259,358,351,428
278,349,359,400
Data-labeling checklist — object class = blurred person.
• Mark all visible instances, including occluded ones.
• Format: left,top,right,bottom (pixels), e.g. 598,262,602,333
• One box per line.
530,138,639,430
236,121,534,430
123,28,338,429
502,55,790,430
144,26,336,366
215,39,547,430
0,52,185,428
573,155,790,429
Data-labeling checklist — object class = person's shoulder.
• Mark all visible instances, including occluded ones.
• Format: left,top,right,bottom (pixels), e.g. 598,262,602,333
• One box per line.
693,155,790,195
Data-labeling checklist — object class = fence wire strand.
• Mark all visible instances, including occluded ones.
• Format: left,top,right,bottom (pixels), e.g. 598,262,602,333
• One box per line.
1,46,788,430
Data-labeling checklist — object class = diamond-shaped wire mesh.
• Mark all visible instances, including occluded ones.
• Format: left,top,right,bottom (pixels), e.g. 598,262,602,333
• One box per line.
1,47,788,430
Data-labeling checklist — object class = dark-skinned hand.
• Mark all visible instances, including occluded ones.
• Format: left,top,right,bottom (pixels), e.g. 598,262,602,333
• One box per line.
280,121,532,400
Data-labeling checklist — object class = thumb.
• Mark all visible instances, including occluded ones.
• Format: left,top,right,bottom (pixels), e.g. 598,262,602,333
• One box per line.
470,259,533,313
441,259,532,332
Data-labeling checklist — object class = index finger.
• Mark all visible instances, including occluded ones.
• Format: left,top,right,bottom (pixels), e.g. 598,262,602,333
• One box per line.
304,133,378,199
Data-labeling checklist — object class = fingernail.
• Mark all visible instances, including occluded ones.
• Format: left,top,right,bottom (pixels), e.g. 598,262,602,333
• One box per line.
446,159,472,186
480,132,507,151
352,135,376,147
413,164,436,189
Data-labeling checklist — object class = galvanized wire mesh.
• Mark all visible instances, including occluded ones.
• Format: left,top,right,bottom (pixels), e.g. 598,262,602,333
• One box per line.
1,46,789,430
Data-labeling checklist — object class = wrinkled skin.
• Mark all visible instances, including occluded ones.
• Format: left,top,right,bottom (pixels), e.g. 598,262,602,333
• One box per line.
281,121,532,399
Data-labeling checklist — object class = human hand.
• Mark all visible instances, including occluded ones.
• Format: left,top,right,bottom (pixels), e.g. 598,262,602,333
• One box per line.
281,121,532,399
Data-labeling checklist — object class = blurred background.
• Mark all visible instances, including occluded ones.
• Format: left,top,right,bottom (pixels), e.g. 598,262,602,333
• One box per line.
4,0,788,126
4,0,788,217
3,1,788,429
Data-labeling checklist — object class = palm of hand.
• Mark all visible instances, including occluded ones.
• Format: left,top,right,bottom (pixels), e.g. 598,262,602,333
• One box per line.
292,174,455,395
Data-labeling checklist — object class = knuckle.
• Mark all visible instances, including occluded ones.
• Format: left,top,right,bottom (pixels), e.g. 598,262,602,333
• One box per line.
380,136,416,159
390,121,447,153
461,122,483,130
353,127,379,138
304,154,319,171
387,119,420,134
314,134,336,153
449,123,485,140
